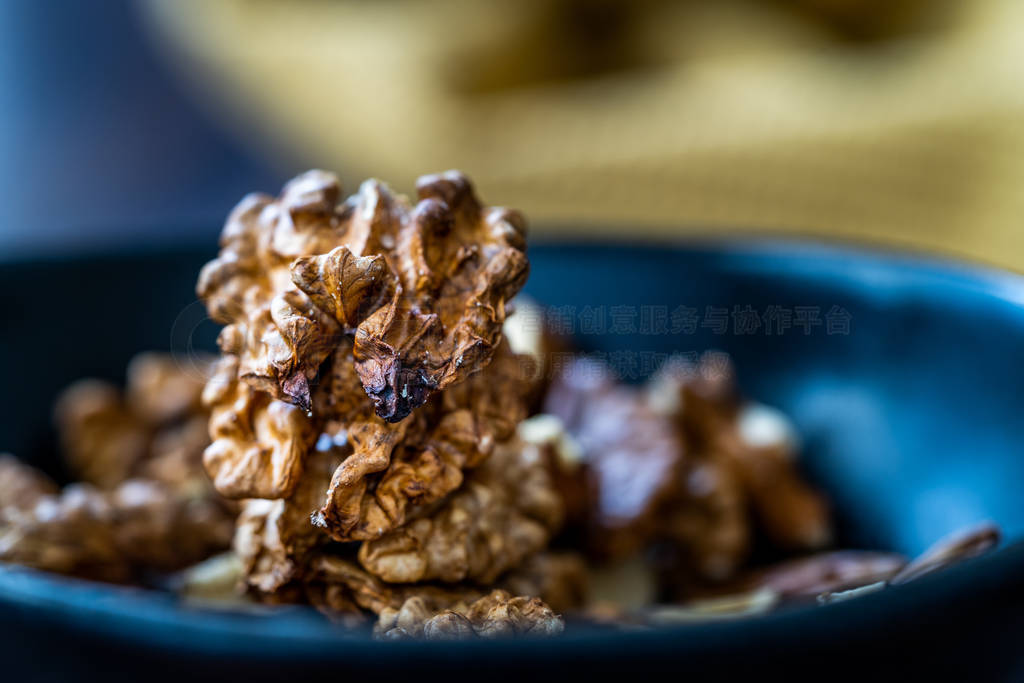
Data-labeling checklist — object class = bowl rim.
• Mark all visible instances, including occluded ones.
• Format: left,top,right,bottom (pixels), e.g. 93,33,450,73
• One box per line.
1,542,1020,660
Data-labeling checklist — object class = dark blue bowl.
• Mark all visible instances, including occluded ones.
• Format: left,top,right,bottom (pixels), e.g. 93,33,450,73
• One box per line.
2,238,1023,680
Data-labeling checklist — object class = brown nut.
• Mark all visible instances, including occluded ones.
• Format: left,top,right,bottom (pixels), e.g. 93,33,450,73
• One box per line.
107,479,233,572
357,435,564,584
54,380,150,489
125,352,212,425
0,473,231,582
713,402,831,551
55,353,218,494
0,482,126,582
374,589,563,640
282,553,484,618
0,454,58,510
661,456,751,582
499,552,589,613
197,170,528,422
196,175,351,409
543,355,685,559
196,170,531,547
202,356,316,500
314,339,533,542
233,446,342,593
29,355,234,582
648,353,832,572
646,352,739,450
347,173,528,422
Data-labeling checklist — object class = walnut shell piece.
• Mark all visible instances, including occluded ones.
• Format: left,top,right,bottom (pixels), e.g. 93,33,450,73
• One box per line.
125,352,211,425
889,522,1000,585
752,550,907,599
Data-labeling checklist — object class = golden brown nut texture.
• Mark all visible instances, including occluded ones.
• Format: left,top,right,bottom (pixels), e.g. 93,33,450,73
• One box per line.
187,170,568,634
54,353,215,494
545,353,831,584
0,459,231,582
197,170,532,546
1,354,233,582
357,437,564,584
375,589,563,640
197,169,528,423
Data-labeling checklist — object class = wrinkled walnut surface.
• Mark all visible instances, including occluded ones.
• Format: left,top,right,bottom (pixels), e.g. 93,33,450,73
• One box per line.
3,354,233,583
357,436,563,584
0,458,232,582
197,168,527,421
234,445,341,593
198,170,532,544
310,338,533,542
203,355,315,501
375,589,563,640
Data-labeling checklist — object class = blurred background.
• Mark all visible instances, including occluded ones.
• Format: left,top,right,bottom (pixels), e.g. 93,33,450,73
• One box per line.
2,0,1023,266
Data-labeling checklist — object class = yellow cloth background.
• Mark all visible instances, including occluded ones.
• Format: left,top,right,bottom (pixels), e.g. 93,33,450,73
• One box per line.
143,0,1024,270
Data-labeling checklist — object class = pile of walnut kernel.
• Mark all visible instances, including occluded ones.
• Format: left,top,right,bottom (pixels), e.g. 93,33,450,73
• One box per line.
0,170,1002,639
0,354,233,583
193,168,571,638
